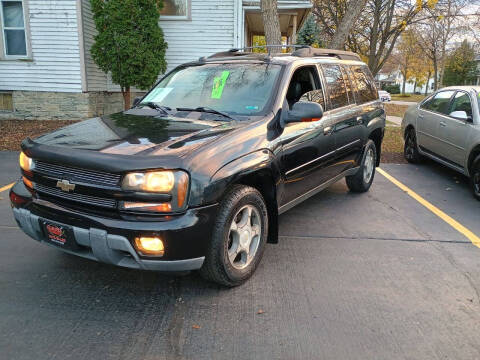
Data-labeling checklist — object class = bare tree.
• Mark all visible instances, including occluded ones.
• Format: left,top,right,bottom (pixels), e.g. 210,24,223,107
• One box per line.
416,0,471,90
314,0,368,49
314,0,436,76
261,0,282,53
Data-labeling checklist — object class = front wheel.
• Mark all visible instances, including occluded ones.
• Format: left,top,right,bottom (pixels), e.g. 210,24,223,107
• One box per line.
346,140,377,193
200,185,268,287
470,156,480,201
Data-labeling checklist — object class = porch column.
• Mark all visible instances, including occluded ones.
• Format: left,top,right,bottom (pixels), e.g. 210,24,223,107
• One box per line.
291,15,297,44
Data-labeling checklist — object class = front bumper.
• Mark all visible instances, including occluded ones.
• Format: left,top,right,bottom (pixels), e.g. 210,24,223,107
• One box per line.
10,181,218,272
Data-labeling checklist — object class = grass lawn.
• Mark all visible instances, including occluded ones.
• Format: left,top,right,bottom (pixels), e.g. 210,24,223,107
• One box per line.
381,127,405,163
384,103,409,118
390,94,426,102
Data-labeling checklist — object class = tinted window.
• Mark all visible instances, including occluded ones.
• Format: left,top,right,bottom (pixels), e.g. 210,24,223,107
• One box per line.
341,66,355,104
350,65,377,103
322,64,349,109
450,92,472,118
422,91,455,115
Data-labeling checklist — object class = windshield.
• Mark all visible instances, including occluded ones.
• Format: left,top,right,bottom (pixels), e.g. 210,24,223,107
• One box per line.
141,63,282,117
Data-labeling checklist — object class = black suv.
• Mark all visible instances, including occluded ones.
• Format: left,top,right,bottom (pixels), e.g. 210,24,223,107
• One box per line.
11,46,385,286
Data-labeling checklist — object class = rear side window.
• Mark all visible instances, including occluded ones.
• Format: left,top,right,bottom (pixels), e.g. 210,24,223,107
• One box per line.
341,65,355,104
322,64,349,109
421,91,455,115
350,65,377,104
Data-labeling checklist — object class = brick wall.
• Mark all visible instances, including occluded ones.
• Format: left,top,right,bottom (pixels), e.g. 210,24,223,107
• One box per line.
0,91,145,121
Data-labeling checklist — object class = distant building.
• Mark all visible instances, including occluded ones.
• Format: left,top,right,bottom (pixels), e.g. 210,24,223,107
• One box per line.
0,0,312,120
375,69,435,95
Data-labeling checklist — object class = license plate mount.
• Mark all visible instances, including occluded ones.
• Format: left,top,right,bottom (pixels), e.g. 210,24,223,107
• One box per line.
42,221,78,250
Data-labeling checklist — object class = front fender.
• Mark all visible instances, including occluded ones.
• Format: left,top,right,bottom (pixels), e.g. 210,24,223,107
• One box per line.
202,149,279,205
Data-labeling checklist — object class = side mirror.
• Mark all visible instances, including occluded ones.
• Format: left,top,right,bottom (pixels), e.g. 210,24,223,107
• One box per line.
132,97,142,107
449,110,472,122
283,101,324,124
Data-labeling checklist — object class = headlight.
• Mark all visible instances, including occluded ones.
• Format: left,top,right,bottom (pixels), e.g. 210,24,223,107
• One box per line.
19,152,34,172
120,170,189,212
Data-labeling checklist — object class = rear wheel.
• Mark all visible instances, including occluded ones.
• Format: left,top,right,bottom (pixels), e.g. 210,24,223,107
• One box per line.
200,185,268,287
470,156,480,201
404,128,422,163
346,140,376,193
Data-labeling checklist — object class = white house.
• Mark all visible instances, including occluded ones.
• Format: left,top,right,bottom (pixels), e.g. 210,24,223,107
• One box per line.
0,0,311,120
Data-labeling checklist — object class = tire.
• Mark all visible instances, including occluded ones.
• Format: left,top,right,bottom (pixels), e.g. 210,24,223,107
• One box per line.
200,185,268,287
404,128,422,164
346,140,377,193
470,156,480,201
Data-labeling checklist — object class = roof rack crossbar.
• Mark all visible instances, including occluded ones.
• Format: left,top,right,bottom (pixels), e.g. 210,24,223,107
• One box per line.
291,47,361,61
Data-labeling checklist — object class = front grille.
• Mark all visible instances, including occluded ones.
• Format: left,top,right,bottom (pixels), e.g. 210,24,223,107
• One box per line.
35,183,117,209
35,161,122,188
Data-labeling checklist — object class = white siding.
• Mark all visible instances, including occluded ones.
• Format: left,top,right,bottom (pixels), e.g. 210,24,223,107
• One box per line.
81,0,107,91
0,0,83,92
160,0,236,73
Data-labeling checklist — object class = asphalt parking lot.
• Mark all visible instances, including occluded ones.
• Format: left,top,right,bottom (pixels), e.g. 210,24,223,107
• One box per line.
1,151,480,360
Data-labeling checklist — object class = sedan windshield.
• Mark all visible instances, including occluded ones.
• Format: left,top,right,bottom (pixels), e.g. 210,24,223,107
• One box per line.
141,63,282,117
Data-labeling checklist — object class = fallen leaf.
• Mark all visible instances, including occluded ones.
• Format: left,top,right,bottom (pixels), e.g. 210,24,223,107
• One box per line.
192,324,201,329
445,187,451,191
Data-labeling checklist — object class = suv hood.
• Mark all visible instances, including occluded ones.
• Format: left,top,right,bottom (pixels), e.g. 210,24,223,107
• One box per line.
31,109,234,156
23,109,242,173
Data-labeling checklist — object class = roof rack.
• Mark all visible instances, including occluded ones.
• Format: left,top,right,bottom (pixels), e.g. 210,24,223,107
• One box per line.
200,46,361,62
292,47,361,61
201,45,309,61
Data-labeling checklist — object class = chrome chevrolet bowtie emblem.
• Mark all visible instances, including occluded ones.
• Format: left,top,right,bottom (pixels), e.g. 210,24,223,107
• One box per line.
56,179,75,192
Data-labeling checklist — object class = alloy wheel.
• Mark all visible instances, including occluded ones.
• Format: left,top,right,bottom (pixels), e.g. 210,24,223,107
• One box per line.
227,205,262,270
363,148,375,184
405,132,416,161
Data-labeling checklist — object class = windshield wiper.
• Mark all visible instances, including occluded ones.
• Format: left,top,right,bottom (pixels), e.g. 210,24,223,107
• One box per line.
139,102,171,116
176,106,236,121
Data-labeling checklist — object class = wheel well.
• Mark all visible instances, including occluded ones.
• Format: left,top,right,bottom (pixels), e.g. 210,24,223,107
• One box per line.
235,169,278,244
369,128,383,166
468,145,480,175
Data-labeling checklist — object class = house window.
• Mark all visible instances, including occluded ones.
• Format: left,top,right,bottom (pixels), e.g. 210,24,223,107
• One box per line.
160,0,190,19
0,92,13,111
0,0,28,58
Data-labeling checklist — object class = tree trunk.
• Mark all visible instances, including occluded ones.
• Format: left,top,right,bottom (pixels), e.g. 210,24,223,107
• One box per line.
329,0,367,49
260,0,282,53
122,86,131,111
425,71,431,96
402,76,406,95
413,80,417,93
433,62,438,91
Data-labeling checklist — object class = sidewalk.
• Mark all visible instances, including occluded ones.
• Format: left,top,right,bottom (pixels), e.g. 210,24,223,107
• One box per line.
386,115,402,127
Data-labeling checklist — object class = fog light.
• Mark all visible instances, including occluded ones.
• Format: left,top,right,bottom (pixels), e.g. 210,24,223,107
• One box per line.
135,236,164,256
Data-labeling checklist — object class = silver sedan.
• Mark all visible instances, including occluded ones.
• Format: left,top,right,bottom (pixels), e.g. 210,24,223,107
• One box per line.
401,86,480,200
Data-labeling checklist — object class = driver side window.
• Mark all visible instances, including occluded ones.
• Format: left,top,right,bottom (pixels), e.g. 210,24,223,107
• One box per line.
286,66,322,110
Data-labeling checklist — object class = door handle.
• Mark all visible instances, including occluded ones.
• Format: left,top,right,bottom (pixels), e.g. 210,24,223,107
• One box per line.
440,121,446,127
324,126,333,135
